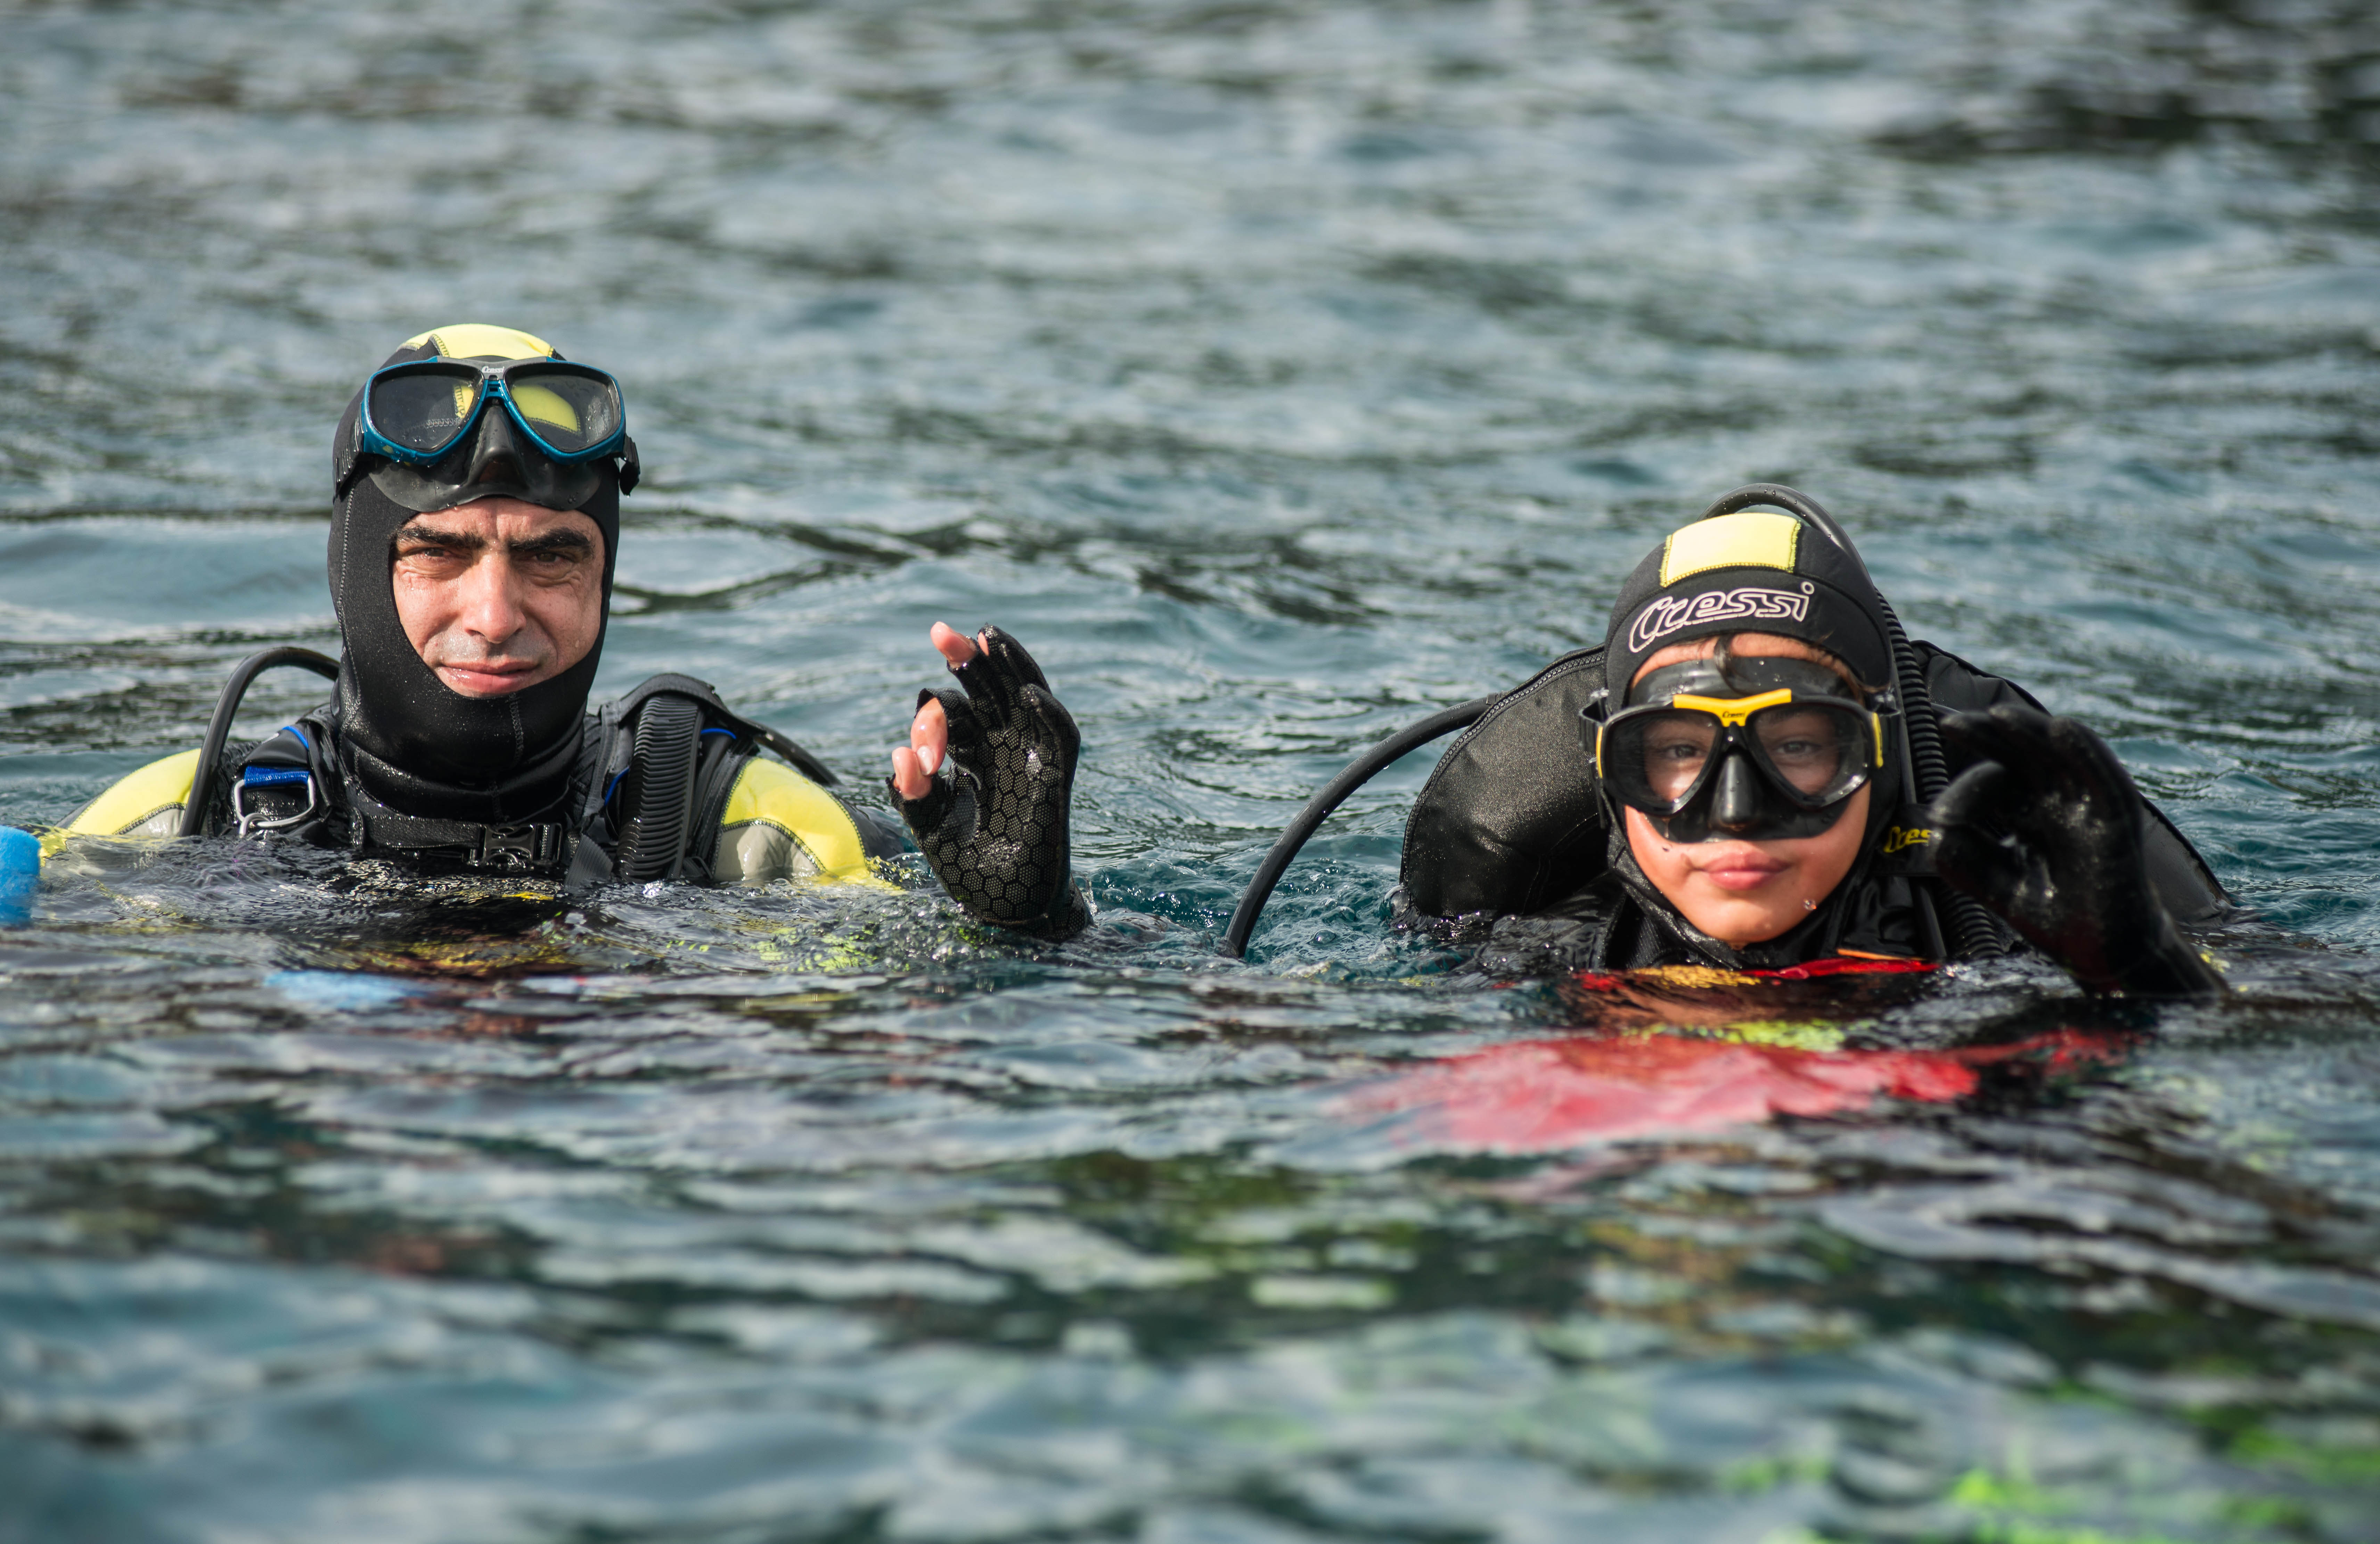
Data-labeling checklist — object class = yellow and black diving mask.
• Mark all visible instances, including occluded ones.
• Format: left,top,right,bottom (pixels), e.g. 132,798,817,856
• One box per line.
350,356,636,513
1587,655,1885,843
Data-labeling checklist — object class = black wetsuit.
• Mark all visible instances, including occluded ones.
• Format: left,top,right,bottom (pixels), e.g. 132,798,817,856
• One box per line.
121,674,904,886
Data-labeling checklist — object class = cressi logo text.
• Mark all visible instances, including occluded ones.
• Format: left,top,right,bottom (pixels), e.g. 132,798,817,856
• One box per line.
1627,587,1811,654
1880,825,1933,855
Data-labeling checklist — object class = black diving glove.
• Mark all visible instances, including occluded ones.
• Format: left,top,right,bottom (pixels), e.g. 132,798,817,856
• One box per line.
889,626,1090,940
1929,705,2223,998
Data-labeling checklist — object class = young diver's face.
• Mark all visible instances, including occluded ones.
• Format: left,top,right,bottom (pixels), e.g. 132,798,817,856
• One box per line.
1623,633,1871,947
391,496,605,699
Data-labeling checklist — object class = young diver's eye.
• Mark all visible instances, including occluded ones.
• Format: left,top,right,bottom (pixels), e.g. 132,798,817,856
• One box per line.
1757,710,1850,794
1636,716,1715,801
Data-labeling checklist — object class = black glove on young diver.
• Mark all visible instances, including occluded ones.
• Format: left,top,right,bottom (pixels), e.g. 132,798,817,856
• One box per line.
890,626,1090,940
1929,706,2224,998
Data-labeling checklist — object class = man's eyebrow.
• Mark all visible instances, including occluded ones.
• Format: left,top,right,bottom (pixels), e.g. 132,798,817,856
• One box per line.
393,523,484,552
506,528,595,557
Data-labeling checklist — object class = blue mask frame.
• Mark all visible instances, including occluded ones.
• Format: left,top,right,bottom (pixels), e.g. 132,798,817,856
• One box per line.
355,356,629,468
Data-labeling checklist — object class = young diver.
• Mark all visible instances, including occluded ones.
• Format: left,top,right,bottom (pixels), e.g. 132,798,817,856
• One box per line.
50,323,1067,926
1400,488,2229,995
887,485,2231,995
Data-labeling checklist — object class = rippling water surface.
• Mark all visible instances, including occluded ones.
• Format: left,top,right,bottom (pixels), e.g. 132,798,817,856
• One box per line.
8,1,2380,1538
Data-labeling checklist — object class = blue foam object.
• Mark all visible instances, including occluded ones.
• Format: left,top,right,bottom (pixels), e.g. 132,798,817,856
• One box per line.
0,827,39,926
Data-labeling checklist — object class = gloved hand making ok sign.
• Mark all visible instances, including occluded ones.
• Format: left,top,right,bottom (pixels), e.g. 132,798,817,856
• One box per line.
1928,705,2223,998
889,623,1090,940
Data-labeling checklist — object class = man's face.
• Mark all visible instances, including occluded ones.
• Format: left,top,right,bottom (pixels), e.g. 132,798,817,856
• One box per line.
391,496,605,698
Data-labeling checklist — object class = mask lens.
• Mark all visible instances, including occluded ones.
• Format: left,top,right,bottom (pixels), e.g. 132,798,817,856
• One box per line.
504,366,622,455
366,365,482,455
1753,704,1857,799
1631,711,1718,803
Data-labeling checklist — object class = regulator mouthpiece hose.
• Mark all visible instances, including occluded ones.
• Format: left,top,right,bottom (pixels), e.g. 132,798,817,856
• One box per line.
1222,697,1496,959
0,827,40,926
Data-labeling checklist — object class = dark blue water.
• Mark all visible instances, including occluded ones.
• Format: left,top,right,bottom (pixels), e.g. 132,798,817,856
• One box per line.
7,1,2380,1538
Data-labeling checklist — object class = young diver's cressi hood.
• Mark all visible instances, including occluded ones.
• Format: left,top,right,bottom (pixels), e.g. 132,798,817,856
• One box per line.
1603,510,1892,701
1595,506,1917,963
327,323,635,823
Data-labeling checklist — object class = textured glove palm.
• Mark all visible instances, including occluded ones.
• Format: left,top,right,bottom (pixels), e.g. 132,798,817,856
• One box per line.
890,627,1089,939
1929,706,2222,997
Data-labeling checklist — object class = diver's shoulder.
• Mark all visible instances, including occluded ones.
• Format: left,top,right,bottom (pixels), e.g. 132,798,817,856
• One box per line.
711,755,902,885
1912,639,2050,715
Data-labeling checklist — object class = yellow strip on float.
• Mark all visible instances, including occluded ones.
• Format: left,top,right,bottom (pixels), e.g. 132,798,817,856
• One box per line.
47,748,202,854
719,758,890,885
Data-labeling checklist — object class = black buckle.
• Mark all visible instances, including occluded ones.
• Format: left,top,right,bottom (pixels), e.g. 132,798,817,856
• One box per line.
473,823,563,871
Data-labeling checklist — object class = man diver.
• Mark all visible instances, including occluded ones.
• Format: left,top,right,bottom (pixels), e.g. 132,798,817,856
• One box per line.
55,323,1078,925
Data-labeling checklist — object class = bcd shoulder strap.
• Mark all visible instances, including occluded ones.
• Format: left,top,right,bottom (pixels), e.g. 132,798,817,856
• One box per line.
210,710,341,841
606,674,837,786
595,674,843,883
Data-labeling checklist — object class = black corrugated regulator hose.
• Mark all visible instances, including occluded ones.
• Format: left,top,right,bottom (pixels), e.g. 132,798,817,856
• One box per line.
612,693,704,882
1694,484,2002,960
1221,696,1499,960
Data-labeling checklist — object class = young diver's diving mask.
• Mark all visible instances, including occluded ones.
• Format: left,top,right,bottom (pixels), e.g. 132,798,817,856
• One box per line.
348,355,637,512
1588,655,1885,843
